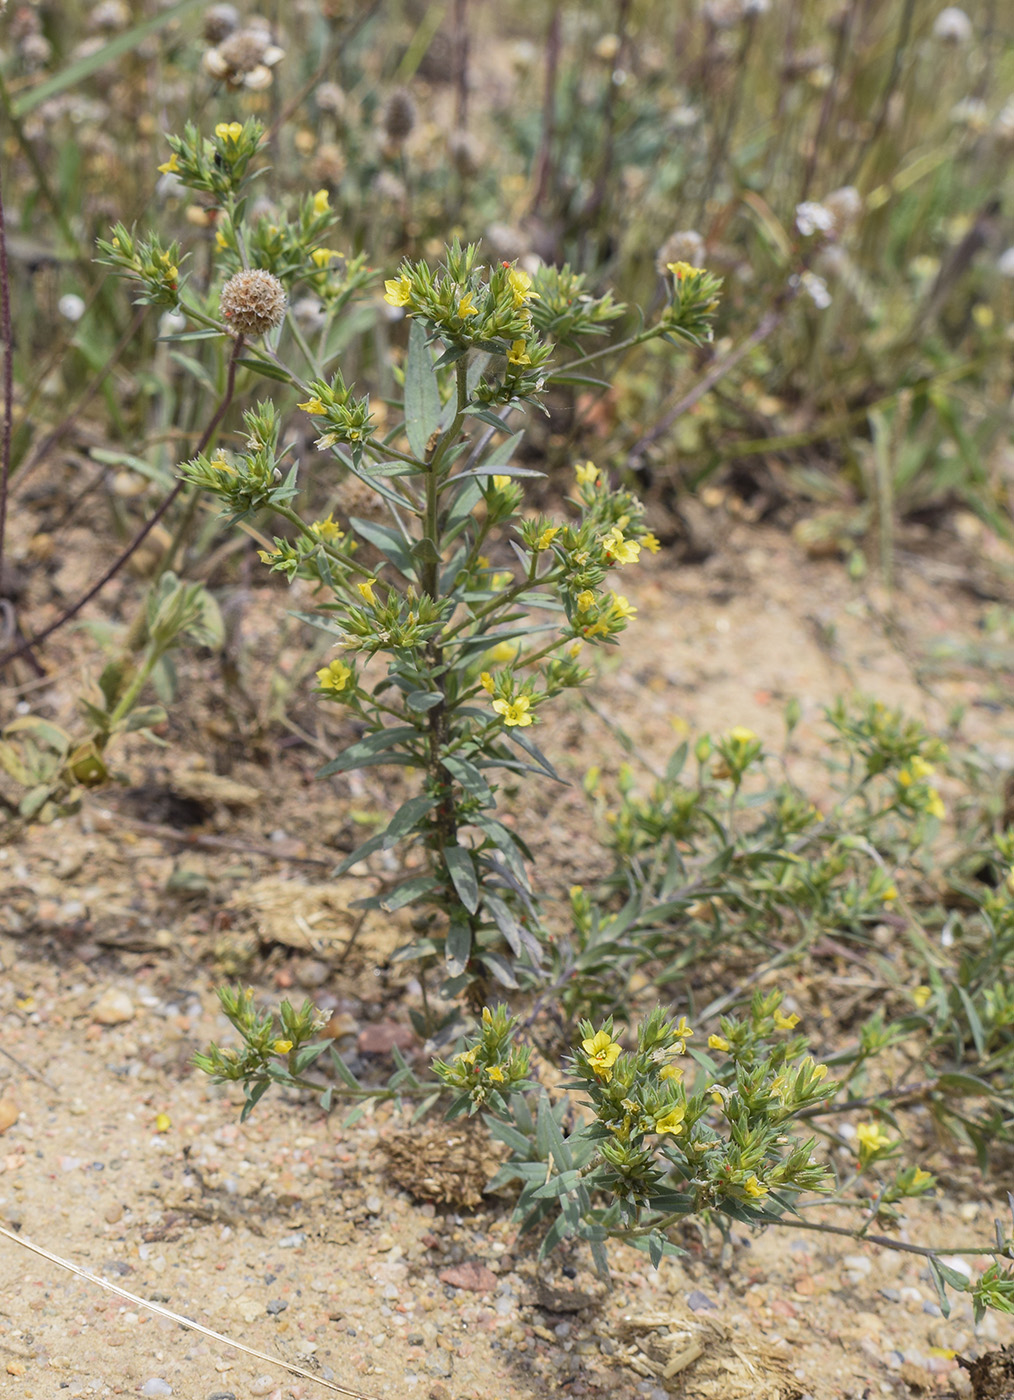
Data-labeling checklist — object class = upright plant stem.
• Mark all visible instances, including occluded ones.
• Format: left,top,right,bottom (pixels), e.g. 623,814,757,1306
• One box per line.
0,158,13,604
531,3,562,215
0,336,245,673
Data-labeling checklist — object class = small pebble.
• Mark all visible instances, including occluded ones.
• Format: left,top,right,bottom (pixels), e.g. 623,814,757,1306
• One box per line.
140,1381,172,1397
266,1299,288,1315
207,1393,236,1399
249,1380,276,1397
277,1233,306,1248
92,987,135,1025
686,1289,717,1312
879,1288,900,1302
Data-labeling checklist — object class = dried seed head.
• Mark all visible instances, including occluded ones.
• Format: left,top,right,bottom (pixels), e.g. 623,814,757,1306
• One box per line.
89,1,130,31
316,82,348,119
822,185,862,237
655,230,705,277
447,129,483,180
203,3,240,43
219,269,287,337
204,25,284,87
382,88,416,143
932,6,973,42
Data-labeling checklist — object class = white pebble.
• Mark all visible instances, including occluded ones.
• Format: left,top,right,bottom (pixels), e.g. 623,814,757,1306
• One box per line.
140,1381,172,1398
249,1378,276,1396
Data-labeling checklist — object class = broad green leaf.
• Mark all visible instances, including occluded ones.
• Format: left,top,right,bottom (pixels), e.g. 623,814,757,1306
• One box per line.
444,844,479,914
404,320,442,459
445,917,472,976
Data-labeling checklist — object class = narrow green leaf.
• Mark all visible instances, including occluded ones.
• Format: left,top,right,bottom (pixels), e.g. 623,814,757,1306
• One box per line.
404,319,442,458
444,845,479,914
445,917,472,976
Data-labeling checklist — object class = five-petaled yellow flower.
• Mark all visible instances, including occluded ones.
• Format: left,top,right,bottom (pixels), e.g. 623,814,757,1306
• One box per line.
357,578,377,605
912,985,931,1009
575,461,599,486
312,189,331,216
659,1063,684,1083
655,1105,686,1135
273,1039,293,1054
603,526,641,565
773,1009,800,1030
582,1029,622,1080
508,340,531,366
492,696,533,728
576,590,596,613
708,1034,730,1052
856,1121,893,1155
507,267,537,307
743,1174,767,1198
486,1064,505,1083
384,274,412,307
157,152,180,175
316,659,352,693
311,512,343,542
610,594,636,620
215,122,244,143
457,291,478,318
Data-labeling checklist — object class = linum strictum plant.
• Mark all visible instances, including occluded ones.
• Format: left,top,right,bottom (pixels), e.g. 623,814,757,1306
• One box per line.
98,118,722,1009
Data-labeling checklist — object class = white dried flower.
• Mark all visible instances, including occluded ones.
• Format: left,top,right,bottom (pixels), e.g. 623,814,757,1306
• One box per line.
932,7,973,42
795,201,835,238
219,269,287,337
823,186,863,237
655,229,705,277
950,97,989,130
800,270,832,310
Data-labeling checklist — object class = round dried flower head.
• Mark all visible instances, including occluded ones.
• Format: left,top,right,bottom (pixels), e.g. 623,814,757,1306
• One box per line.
823,185,862,236
203,3,240,43
89,0,130,31
932,6,973,42
447,129,483,179
316,82,348,119
655,229,705,278
382,88,416,144
204,25,284,88
219,269,287,337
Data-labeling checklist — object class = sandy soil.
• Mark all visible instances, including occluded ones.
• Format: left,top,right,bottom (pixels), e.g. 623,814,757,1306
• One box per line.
2,507,1014,1400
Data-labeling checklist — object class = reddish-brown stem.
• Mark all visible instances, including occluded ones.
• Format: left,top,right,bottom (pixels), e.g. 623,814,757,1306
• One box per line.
0,334,244,672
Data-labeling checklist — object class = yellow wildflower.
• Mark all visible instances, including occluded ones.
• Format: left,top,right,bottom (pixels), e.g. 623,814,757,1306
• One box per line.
575,461,599,486
729,726,758,744
667,260,704,281
215,122,244,143
458,291,478,318
912,985,932,1009
609,594,636,620
157,152,180,175
655,1105,686,1135
486,1064,505,1083
909,1167,934,1190
357,578,377,605
898,768,913,787
384,274,412,307
311,248,339,267
910,755,935,780
311,513,344,542
508,339,531,366
492,474,511,490
316,659,352,693
811,1062,828,1082
298,396,326,415
536,526,560,551
507,267,537,307
492,696,533,728
273,1039,293,1055
743,1174,768,1198
603,526,641,565
480,672,495,694
856,1121,893,1155
582,1029,622,1080
882,885,898,902
490,640,519,664
926,789,945,820
455,1047,478,1067
482,1007,493,1025
576,590,596,613
312,189,331,216
671,1016,694,1055
642,532,661,554
708,1034,730,1052
773,1009,800,1030
215,228,230,251
659,1063,683,1084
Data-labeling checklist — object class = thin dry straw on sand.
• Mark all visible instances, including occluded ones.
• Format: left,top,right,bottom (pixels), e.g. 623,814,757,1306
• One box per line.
0,1222,381,1399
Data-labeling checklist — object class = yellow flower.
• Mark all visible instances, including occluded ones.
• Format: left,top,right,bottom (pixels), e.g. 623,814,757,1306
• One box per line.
455,1047,478,1067
667,260,704,281
910,755,935,780
882,885,898,902
215,228,230,251
311,512,344,542
576,590,596,613
856,1121,893,1155
743,1174,767,1198
773,1009,800,1030
492,474,511,490
157,152,180,175
926,789,946,820
659,1063,683,1083
316,658,352,692
898,768,913,787
457,291,478,318
655,1105,686,1135
671,1016,694,1055
215,121,244,143
486,1064,505,1083
910,1167,934,1190
642,532,661,554
492,696,534,728
311,248,339,267
384,274,412,307
298,396,326,415
312,188,331,216
729,726,758,744
507,267,537,307
273,1039,294,1054
357,578,377,605
609,594,636,620
490,640,519,664
480,671,495,693
482,1007,493,1025
155,1113,172,1133
536,526,560,550
603,526,641,565
708,1034,730,1052
582,1029,622,1079
508,339,531,366
811,1062,828,1082
912,985,932,1009
575,461,599,486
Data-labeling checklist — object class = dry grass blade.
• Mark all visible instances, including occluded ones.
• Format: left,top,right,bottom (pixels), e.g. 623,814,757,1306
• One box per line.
0,1223,381,1400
